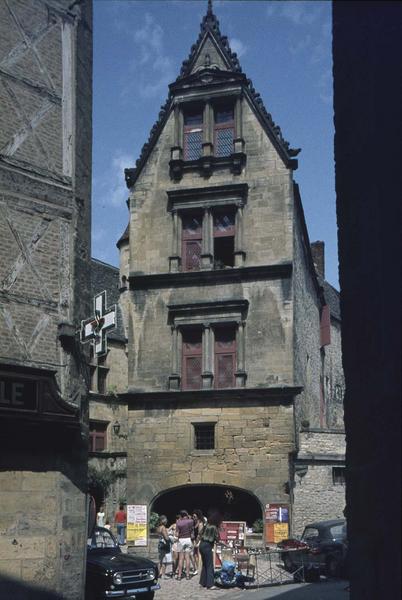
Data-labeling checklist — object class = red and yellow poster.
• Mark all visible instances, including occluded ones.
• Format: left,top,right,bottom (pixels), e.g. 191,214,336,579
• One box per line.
265,504,289,544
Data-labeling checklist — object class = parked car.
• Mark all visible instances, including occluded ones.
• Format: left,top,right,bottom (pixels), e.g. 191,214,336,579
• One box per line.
278,519,347,579
86,527,160,600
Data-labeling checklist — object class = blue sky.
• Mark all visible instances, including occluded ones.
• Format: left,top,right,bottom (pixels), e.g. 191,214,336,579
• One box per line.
92,0,338,287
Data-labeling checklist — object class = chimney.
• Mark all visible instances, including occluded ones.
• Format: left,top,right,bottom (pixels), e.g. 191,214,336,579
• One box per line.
311,241,325,279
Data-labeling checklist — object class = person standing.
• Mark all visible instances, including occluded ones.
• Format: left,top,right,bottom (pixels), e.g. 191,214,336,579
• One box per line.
176,509,194,580
96,505,105,528
192,509,205,573
114,503,126,545
156,515,171,579
199,510,222,590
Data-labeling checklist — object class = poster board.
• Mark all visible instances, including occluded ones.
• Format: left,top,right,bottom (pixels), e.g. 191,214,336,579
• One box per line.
265,504,289,544
215,521,247,567
126,504,148,546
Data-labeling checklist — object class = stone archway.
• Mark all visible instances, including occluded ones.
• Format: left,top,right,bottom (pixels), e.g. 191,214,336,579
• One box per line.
151,484,263,527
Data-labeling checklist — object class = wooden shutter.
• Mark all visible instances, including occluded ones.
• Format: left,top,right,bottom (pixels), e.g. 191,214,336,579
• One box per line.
320,304,331,347
214,327,236,388
214,107,235,157
89,422,107,452
182,330,202,390
182,213,202,271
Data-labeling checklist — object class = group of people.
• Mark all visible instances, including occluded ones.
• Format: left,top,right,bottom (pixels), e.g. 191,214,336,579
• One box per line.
157,508,225,590
96,503,127,545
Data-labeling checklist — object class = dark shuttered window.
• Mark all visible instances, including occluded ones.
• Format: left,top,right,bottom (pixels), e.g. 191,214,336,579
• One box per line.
213,209,235,268
214,327,236,388
182,329,203,390
184,109,203,160
89,421,108,452
194,423,215,450
320,304,331,347
214,106,234,157
182,213,202,271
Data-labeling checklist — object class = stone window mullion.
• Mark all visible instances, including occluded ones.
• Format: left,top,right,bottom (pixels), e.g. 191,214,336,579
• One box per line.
168,326,181,390
169,210,182,272
201,207,213,269
201,324,213,388
235,321,247,387
234,205,246,266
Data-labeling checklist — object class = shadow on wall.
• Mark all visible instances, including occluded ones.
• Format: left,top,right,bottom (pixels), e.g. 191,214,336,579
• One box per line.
0,574,66,600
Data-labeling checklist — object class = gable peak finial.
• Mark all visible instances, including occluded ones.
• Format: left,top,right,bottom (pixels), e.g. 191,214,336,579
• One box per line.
207,0,213,17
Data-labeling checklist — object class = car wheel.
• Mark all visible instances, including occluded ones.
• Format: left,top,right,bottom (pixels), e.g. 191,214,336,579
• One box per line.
326,556,339,578
141,593,155,600
283,553,295,572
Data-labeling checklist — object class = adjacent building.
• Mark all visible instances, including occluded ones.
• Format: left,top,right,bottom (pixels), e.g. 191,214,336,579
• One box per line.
0,1,92,597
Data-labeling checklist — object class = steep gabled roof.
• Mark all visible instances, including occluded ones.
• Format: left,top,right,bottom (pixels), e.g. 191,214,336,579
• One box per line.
125,0,300,189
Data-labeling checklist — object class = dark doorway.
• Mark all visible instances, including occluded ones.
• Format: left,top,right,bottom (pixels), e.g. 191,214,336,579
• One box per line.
151,484,262,526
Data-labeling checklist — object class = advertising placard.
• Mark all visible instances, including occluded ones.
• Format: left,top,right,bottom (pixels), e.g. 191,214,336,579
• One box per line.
126,504,148,546
265,503,289,544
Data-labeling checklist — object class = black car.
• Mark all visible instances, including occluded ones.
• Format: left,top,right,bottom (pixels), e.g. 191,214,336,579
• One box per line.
279,519,347,579
86,527,160,600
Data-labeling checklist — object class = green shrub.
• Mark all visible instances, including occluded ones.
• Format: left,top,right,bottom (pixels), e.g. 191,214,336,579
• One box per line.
252,518,264,533
149,512,160,532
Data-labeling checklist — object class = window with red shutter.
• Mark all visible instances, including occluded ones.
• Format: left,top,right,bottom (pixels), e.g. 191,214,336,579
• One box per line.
320,304,331,346
214,327,236,388
184,109,203,160
214,106,235,157
182,329,202,390
182,212,202,271
213,209,235,268
89,421,108,452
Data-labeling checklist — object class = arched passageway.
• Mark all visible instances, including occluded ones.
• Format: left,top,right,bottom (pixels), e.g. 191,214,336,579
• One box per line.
151,485,262,527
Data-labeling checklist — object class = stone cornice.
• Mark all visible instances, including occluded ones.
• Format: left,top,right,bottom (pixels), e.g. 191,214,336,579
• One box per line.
129,262,292,290
119,386,302,408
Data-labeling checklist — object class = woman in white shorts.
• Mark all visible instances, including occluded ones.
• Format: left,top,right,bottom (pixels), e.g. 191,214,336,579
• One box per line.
175,510,194,580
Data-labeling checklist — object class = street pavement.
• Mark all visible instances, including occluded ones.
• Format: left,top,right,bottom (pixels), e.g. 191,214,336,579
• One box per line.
155,575,349,600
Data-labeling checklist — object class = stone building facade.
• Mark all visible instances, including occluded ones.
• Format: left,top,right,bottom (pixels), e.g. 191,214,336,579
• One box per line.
115,3,344,538
0,1,92,598
88,3,344,540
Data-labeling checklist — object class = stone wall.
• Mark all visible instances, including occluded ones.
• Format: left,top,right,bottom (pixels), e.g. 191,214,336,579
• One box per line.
292,430,346,535
127,402,294,513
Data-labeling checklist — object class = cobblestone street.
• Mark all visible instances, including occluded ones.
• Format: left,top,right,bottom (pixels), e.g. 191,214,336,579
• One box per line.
155,575,349,600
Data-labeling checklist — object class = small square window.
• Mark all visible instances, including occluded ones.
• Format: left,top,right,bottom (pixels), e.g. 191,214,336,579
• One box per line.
89,421,108,452
332,467,346,486
194,423,215,450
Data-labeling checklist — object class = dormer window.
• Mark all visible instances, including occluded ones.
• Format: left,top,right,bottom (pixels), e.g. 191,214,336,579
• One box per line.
214,105,235,157
170,96,245,179
183,109,203,160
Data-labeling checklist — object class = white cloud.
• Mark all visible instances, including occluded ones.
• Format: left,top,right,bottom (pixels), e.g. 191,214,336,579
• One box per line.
123,12,175,100
266,1,321,26
230,37,247,58
94,152,131,210
317,68,332,105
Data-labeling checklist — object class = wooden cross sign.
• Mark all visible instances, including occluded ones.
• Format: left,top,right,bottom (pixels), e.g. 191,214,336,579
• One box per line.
80,291,116,356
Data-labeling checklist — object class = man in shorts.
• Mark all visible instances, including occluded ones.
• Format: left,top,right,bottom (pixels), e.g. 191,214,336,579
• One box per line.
175,509,194,580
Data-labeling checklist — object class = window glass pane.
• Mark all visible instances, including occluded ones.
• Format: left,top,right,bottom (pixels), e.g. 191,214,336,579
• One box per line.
184,111,203,126
302,528,319,541
184,356,202,389
184,130,203,160
183,240,202,271
215,127,234,157
182,214,202,236
94,434,105,452
194,424,215,450
213,212,235,235
330,524,345,539
215,108,234,124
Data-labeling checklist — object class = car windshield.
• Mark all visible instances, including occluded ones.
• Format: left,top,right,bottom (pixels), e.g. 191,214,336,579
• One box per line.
330,524,347,539
302,527,320,541
88,528,118,550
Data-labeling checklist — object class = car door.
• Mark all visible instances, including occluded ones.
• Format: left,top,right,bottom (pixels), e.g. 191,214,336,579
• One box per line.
301,527,322,567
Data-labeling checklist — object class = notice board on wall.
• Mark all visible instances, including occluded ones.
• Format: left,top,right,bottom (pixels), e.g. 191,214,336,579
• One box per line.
265,504,289,544
127,504,148,546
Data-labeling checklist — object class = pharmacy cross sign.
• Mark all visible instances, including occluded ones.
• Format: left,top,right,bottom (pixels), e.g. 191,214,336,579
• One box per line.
80,291,116,356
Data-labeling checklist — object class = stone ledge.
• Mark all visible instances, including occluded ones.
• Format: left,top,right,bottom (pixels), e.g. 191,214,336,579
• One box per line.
129,263,292,289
